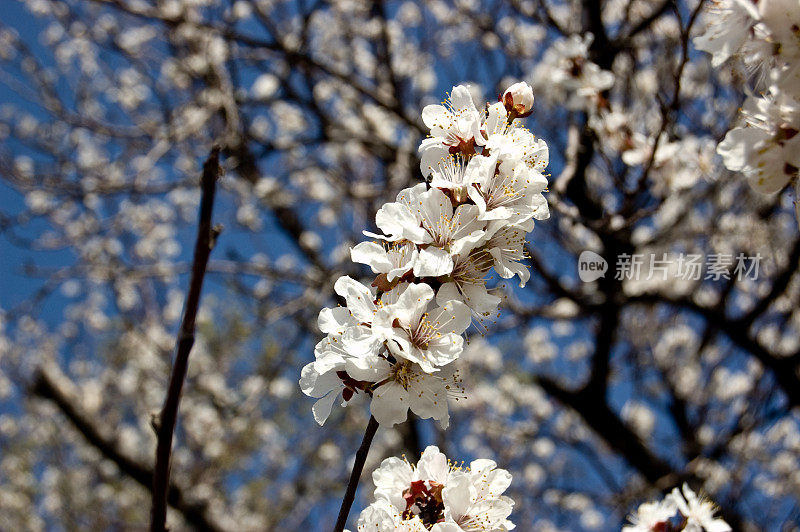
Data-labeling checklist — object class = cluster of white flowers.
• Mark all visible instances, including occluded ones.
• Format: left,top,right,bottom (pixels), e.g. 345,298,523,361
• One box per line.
696,0,800,201
533,34,614,111
624,483,731,532
351,446,515,532
300,82,549,429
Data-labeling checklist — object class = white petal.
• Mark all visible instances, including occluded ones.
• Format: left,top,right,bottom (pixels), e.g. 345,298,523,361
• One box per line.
442,471,474,519
422,104,450,131
341,325,381,357
435,282,462,307
300,362,342,398
392,282,434,330
416,446,449,483
312,391,340,425
430,523,462,532
375,202,426,243
334,276,376,323
371,383,410,426
408,373,451,426
427,300,472,336
372,457,414,509
484,102,507,136
414,246,454,277
312,344,347,373
449,85,476,113
461,283,501,315
345,354,390,382
717,127,762,171
419,139,450,177
318,306,355,334
351,241,392,273
423,334,464,367
747,163,793,194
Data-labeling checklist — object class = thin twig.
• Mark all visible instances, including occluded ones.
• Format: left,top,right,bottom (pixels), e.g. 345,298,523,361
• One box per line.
150,147,222,532
333,416,380,532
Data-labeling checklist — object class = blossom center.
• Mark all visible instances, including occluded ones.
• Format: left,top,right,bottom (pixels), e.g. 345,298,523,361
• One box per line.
389,360,416,390
410,313,441,350
402,480,445,528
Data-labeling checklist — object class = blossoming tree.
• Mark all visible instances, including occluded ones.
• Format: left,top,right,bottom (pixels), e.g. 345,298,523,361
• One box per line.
0,0,799,530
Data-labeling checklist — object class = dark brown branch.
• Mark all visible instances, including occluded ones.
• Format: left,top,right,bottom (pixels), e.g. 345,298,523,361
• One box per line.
615,0,674,45
736,238,800,326
151,147,222,532
536,376,675,485
29,367,224,532
333,416,380,532
399,417,422,459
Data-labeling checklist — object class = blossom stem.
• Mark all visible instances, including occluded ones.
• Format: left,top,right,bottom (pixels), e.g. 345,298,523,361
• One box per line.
150,147,221,532
333,415,380,532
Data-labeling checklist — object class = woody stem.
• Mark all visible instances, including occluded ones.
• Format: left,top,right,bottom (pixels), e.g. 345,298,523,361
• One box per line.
333,415,380,532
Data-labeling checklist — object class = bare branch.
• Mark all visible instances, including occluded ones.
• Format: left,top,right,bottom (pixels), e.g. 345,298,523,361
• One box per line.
151,148,222,532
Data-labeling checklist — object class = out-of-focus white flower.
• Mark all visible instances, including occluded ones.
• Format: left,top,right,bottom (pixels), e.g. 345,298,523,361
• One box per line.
623,484,731,532
717,92,800,194
693,0,759,67
670,483,732,532
622,497,676,532
356,446,515,532
533,34,614,110
698,0,800,222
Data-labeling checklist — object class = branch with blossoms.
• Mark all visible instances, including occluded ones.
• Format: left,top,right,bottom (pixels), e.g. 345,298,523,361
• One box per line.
300,82,548,530
696,0,800,229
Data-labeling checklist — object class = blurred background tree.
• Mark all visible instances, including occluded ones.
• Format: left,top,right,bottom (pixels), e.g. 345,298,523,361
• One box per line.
0,0,798,530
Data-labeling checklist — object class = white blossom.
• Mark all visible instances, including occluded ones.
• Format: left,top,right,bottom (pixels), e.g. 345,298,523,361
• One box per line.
694,0,759,67
670,484,732,532
357,446,515,532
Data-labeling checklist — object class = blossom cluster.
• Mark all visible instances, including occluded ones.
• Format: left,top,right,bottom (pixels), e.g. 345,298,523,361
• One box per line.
300,82,549,429
533,33,614,111
352,446,515,532
695,0,800,198
624,483,731,532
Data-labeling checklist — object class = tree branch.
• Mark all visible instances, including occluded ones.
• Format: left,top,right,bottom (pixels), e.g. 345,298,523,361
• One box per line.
627,292,800,409
29,366,225,532
151,147,222,532
333,416,380,532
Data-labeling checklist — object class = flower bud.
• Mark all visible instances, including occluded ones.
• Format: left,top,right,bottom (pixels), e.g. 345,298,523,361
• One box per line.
502,81,534,117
